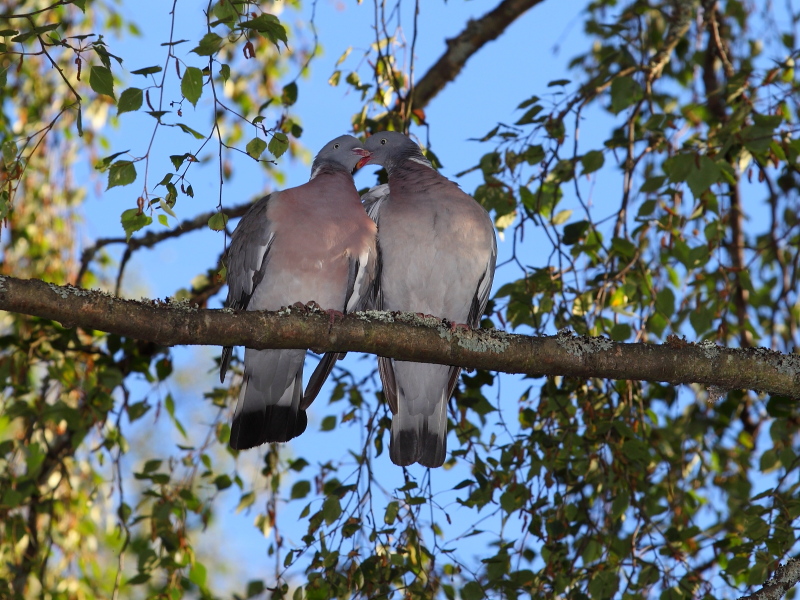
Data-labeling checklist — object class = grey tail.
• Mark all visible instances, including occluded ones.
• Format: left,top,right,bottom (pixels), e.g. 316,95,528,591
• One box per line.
301,352,343,410
229,349,307,449
220,346,233,383
387,361,460,468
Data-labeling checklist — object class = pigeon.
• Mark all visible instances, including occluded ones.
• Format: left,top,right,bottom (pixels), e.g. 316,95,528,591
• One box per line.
221,135,378,450
357,131,497,467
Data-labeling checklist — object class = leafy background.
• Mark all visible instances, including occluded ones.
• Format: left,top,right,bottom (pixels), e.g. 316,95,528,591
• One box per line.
1,0,800,598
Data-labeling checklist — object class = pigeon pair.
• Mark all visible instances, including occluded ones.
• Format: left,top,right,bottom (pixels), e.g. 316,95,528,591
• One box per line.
220,132,497,468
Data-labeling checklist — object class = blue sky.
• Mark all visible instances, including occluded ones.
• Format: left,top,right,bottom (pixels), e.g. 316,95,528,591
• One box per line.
66,0,792,596
78,0,601,592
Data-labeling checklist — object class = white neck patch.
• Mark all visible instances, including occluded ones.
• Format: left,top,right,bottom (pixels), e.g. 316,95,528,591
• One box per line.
408,156,432,168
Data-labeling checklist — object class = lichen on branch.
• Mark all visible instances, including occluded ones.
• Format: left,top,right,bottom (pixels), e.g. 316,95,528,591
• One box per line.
1,275,800,399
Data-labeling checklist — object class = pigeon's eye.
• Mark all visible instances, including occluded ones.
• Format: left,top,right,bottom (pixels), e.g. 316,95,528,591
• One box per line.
380,138,387,145
333,143,340,149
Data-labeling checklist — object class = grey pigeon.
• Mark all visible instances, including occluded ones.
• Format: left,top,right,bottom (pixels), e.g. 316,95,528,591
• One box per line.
358,132,497,468
221,135,378,450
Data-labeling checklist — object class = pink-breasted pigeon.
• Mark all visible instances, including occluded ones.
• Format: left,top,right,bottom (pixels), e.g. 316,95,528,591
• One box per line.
357,131,497,467
221,135,378,450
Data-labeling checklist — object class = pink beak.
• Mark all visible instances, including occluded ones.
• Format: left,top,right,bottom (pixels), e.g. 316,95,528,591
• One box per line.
353,148,371,169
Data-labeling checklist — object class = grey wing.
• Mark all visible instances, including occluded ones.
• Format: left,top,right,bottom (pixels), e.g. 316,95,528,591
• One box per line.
361,183,389,224
344,237,378,313
303,229,378,408
360,183,389,311
220,194,276,382
466,226,497,328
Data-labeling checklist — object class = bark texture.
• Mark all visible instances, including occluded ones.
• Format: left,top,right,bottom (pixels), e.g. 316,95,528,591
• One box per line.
2,275,800,398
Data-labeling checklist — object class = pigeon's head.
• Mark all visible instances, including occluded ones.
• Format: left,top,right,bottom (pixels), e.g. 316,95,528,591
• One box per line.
356,131,431,173
311,135,371,178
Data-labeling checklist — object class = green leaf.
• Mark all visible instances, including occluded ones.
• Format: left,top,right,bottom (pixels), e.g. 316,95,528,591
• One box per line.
663,153,695,183
588,570,618,599
12,23,60,43
239,14,288,48
515,104,543,125
143,459,162,473
90,65,115,99
121,208,152,242
214,474,232,490
740,125,774,154
281,81,298,106
126,400,150,422
156,357,172,380
640,175,666,193
208,212,228,231
320,415,336,431
610,76,641,113
548,78,571,87
243,581,265,598
322,495,341,525
475,184,514,221
107,160,136,189
131,65,162,76
246,137,267,159
686,156,721,197
523,144,545,164
581,150,604,175
655,287,675,317
159,198,176,218
551,209,572,225
191,32,223,56
289,458,309,472
117,87,143,115
689,307,712,335
517,95,539,109
236,492,255,513
117,502,132,523
219,63,231,83
2,140,17,165
268,132,289,159
170,153,191,169
499,487,525,513
181,66,203,106
176,123,205,139
146,110,168,121
291,480,311,499
637,199,656,217
461,581,484,600
95,150,129,171
384,501,399,524
610,323,631,341
189,562,207,588
611,236,636,258
622,439,650,463
563,220,590,245
126,573,151,585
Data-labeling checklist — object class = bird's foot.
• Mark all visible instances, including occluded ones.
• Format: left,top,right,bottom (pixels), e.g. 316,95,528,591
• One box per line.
448,320,471,333
325,309,345,326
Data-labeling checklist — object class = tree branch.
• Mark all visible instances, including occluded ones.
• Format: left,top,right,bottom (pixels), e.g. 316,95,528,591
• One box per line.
75,201,253,286
410,0,544,110
2,275,800,398
738,558,800,600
